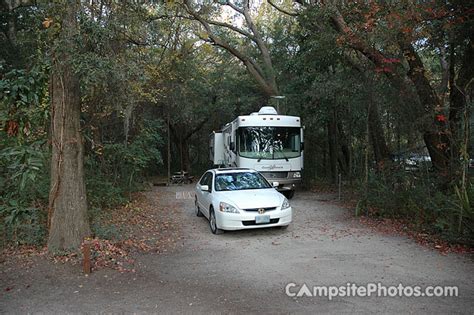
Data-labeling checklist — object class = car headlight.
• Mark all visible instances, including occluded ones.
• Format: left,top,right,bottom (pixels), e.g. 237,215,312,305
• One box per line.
292,172,301,178
281,198,290,210
219,202,239,213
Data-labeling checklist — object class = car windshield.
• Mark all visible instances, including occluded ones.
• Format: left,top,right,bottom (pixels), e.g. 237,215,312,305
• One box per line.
238,127,301,159
215,172,272,191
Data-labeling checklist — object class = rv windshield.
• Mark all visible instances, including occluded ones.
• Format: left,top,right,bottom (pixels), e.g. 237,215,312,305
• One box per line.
238,127,301,160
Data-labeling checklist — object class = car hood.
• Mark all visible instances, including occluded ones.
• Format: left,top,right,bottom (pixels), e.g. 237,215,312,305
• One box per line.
218,188,283,209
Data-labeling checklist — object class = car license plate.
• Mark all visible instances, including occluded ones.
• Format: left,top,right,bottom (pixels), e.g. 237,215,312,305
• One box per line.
255,215,270,224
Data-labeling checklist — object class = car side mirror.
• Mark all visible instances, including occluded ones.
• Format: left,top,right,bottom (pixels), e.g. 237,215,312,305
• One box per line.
300,142,304,151
272,181,279,188
200,185,210,192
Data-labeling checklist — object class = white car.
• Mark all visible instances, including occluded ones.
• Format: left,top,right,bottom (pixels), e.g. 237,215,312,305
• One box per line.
194,168,292,234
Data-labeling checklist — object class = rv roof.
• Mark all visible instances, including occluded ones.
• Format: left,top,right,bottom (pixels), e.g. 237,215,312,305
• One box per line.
258,106,278,115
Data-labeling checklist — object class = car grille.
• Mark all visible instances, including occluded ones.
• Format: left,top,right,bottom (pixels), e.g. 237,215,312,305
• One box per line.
243,207,277,212
242,218,280,226
260,172,288,179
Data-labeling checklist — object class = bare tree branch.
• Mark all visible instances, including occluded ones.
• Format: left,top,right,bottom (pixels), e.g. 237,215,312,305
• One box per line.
224,1,244,14
184,117,210,141
205,19,256,41
241,0,278,94
267,0,298,17
183,0,279,96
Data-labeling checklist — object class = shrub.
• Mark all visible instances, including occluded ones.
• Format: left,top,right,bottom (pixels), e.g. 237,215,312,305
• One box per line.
363,169,474,243
0,142,49,246
85,119,163,230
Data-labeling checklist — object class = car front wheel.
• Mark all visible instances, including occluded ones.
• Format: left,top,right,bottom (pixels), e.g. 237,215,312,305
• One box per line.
209,208,223,235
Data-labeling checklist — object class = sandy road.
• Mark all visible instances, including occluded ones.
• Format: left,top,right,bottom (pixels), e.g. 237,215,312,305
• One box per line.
1,184,473,314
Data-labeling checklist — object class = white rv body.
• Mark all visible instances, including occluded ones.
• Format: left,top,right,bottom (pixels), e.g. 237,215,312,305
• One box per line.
209,132,225,166
210,107,303,197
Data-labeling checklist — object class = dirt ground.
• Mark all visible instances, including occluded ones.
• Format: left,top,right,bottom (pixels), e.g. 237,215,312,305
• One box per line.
1,185,473,314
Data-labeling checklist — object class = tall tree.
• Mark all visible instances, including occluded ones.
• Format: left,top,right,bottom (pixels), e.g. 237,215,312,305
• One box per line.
183,0,279,97
48,0,90,251
292,0,468,175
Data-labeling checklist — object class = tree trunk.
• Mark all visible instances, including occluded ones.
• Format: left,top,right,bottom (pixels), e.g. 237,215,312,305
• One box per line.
368,102,390,165
322,134,328,178
179,139,183,172
397,41,451,173
48,1,90,252
5,1,17,45
181,139,191,172
449,40,474,166
327,111,338,184
336,120,350,175
177,139,191,173
171,115,210,173
330,7,455,173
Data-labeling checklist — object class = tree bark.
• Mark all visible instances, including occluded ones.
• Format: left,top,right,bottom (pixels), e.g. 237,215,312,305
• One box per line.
368,102,390,165
181,139,191,172
48,1,90,252
449,40,474,161
4,1,17,45
169,117,209,173
336,120,350,175
399,41,451,172
327,110,338,184
340,51,390,166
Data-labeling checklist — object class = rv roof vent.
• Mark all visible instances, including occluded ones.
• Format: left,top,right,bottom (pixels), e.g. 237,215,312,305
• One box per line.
258,106,278,115
250,112,258,116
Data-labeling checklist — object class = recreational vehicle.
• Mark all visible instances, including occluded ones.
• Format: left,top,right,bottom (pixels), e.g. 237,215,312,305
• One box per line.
210,106,303,198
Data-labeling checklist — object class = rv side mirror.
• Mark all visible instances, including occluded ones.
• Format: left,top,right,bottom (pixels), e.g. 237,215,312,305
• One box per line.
230,142,235,151
200,185,210,192
272,181,279,188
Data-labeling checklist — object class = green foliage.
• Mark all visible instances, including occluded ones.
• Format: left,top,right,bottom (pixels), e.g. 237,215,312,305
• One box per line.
1,0,471,249
84,120,164,241
364,170,474,243
0,143,47,194
0,199,47,247
90,221,125,241
0,62,50,246
1,3,170,247
0,64,49,142
0,142,49,246
451,184,474,235
85,176,128,210
85,119,163,209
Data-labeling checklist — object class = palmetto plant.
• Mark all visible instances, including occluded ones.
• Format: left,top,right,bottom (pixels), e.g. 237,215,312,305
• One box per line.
0,142,48,245
452,184,474,235
2,145,44,191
